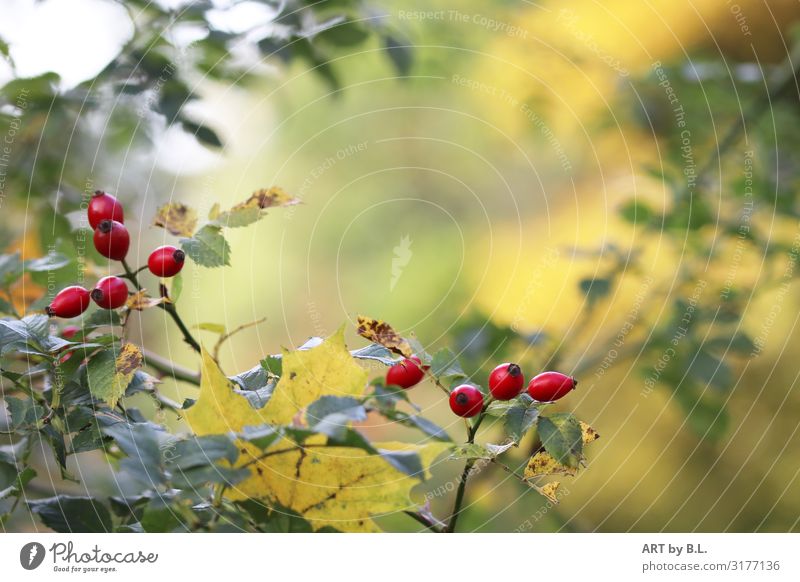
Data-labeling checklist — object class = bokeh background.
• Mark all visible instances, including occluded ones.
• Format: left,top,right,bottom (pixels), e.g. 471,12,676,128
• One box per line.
2,0,800,532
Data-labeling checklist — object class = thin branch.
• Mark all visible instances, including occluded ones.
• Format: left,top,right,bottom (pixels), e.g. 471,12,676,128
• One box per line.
212,317,266,362
141,347,200,386
121,259,202,353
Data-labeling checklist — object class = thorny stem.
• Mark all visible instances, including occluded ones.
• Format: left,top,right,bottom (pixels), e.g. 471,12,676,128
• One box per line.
121,259,201,354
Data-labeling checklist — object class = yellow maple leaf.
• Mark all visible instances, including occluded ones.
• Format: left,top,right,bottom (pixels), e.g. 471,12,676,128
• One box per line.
186,329,449,532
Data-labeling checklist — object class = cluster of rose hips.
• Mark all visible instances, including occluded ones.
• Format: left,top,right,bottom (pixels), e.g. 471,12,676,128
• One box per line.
45,191,186,319
386,357,577,417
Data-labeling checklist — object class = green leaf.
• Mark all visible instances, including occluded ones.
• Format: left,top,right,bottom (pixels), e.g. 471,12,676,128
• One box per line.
29,496,112,532
449,441,513,460
239,425,282,450
168,435,239,471
196,322,226,334
538,413,583,467
351,343,398,366
384,35,412,75
180,225,231,267
181,118,223,148
504,403,540,443
619,198,653,224
0,314,49,354
103,422,166,485
579,277,611,306
378,449,424,478
430,348,466,380
0,252,23,286
382,409,451,441
170,273,184,303
687,349,732,391
85,351,123,408
25,252,71,272
306,395,367,440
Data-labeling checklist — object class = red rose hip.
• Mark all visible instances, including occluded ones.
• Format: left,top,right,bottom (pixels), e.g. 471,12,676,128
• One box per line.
46,286,90,318
93,219,130,261
386,356,425,389
148,245,186,277
88,190,124,229
488,362,525,400
526,371,577,402
91,276,129,309
449,385,484,417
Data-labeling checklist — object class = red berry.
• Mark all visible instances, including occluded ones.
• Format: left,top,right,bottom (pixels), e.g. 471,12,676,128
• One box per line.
488,362,525,400
526,371,578,402
148,245,186,277
93,219,130,261
91,276,129,309
46,286,90,318
61,325,81,339
386,356,425,389
88,190,124,229
449,385,484,417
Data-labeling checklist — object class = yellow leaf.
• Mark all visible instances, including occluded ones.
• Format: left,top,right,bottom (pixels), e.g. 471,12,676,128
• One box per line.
580,421,600,444
153,203,198,237
538,481,561,504
524,450,577,478
186,331,448,531
356,315,413,358
126,289,169,311
110,343,142,408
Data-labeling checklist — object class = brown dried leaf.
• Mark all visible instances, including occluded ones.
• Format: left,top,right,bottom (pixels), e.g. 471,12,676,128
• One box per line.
356,315,413,358
153,203,198,237
126,289,170,311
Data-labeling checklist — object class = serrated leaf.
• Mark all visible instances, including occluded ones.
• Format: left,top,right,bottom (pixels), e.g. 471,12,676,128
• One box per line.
186,330,449,531
86,344,142,408
356,315,413,358
538,413,583,468
180,225,230,267
153,202,198,237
